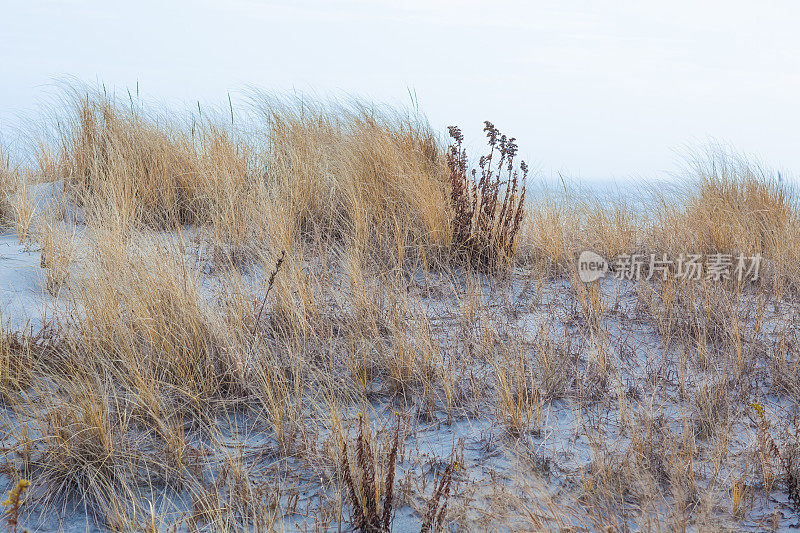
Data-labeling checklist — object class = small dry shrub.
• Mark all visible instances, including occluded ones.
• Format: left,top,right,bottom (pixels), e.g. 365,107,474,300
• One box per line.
420,458,456,533
691,374,735,440
751,403,800,512
447,122,527,270
2,478,30,533
582,414,698,528
766,327,800,400
340,416,400,532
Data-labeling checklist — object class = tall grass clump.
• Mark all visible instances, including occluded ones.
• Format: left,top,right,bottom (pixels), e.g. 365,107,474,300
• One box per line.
670,150,795,254
514,146,798,284
47,88,255,230
254,95,450,258
68,229,246,420
0,141,16,226
447,121,527,270
650,148,800,287
692,153,794,255
43,86,451,264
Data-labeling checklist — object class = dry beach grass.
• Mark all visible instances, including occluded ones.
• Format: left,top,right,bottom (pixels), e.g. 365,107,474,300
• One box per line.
0,142,17,227
0,85,799,531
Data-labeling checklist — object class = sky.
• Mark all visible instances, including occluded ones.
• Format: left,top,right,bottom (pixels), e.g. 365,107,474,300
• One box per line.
1,0,799,182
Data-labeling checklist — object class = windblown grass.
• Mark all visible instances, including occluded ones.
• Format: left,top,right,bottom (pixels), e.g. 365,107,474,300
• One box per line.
42,87,450,267
519,152,798,289
1,83,799,531
658,149,800,285
0,141,16,226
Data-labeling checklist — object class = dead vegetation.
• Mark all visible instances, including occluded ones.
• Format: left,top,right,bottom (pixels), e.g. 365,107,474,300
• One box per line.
340,416,400,532
0,141,16,226
447,122,527,270
0,84,797,531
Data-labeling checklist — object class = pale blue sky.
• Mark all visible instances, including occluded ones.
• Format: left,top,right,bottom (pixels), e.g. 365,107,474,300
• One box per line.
1,0,798,181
